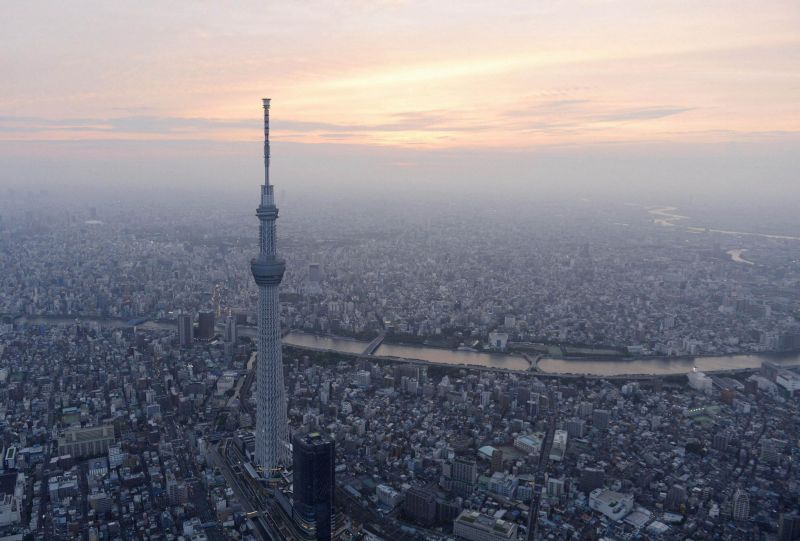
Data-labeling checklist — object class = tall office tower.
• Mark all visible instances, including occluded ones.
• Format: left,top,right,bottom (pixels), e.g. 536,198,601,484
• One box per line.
404,486,436,527
712,432,730,452
292,432,335,541
491,449,504,473
578,467,605,493
196,310,216,340
732,488,750,521
578,401,594,418
592,409,610,430
778,513,800,541
177,313,193,348
308,263,322,283
760,438,781,465
566,418,586,438
251,98,290,470
451,457,478,496
223,316,238,344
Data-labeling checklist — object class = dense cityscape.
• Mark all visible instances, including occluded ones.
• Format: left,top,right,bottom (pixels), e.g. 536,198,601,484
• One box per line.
3,0,800,539
0,303,799,540
1,193,799,358
2,142,800,541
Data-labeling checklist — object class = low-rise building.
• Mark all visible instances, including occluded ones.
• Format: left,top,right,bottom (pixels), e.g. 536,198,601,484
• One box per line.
589,488,634,522
454,510,517,541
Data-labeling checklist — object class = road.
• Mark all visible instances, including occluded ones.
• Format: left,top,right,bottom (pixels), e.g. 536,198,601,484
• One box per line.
527,390,557,541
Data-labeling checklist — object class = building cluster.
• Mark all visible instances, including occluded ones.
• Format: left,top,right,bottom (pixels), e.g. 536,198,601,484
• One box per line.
1,196,799,357
0,317,266,540
2,316,798,540
282,347,800,540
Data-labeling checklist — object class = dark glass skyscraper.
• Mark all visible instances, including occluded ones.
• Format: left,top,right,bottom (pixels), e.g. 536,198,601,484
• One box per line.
292,432,335,541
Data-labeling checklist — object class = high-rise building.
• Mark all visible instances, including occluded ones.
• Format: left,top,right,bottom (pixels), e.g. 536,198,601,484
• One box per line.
196,310,216,340
251,99,290,470
732,488,750,521
760,438,781,465
355,370,371,389
549,430,568,461
292,432,335,541
593,409,610,430
778,513,800,541
309,263,322,283
566,418,586,438
177,313,193,348
712,432,730,452
491,449,504,473
451,457,477,496
579,467,605,493
404,486,436,526
546,476,565,499
223,316,238,344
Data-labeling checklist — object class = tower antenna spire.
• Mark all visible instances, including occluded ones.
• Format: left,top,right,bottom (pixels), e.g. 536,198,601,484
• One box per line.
263,97,271,188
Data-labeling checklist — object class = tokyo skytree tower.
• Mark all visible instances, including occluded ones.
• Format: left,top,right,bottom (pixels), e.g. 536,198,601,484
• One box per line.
251,98,289,470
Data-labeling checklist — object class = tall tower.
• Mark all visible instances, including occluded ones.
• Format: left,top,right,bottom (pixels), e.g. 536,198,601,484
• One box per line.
251,98,289,470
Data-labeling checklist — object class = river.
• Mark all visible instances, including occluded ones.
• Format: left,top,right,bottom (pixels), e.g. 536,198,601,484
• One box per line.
282,332,531,370
375,342,530,371
726,249,755,265
16,317,800,376
284,332,800,376
648,207,800,242
537,352,800,376
282,333,369,355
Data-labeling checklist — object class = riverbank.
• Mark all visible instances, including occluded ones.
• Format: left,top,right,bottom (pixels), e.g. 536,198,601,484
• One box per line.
12,315,800,378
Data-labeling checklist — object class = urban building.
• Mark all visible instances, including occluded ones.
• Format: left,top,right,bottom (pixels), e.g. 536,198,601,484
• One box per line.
0,472,24,526
223,315,238,344
778,513,800,541
57,425,115,459
451,457,477,496
592,409,610,429
404,486,436,526
292,432,335,541
589,489,634,521
549,430,568,461
196,310,215,340
453,510,517,541
733,488,750,521
177,313,193,347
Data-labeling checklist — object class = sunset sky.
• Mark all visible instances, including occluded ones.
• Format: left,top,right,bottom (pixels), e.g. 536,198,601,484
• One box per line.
1,0,798,196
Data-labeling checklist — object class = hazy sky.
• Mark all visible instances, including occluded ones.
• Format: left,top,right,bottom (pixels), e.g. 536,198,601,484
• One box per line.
1,1,798,199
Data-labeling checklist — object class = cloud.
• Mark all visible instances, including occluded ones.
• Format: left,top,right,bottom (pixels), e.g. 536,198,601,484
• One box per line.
597,106,693,122
0,115,256,134
0,112,479,137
